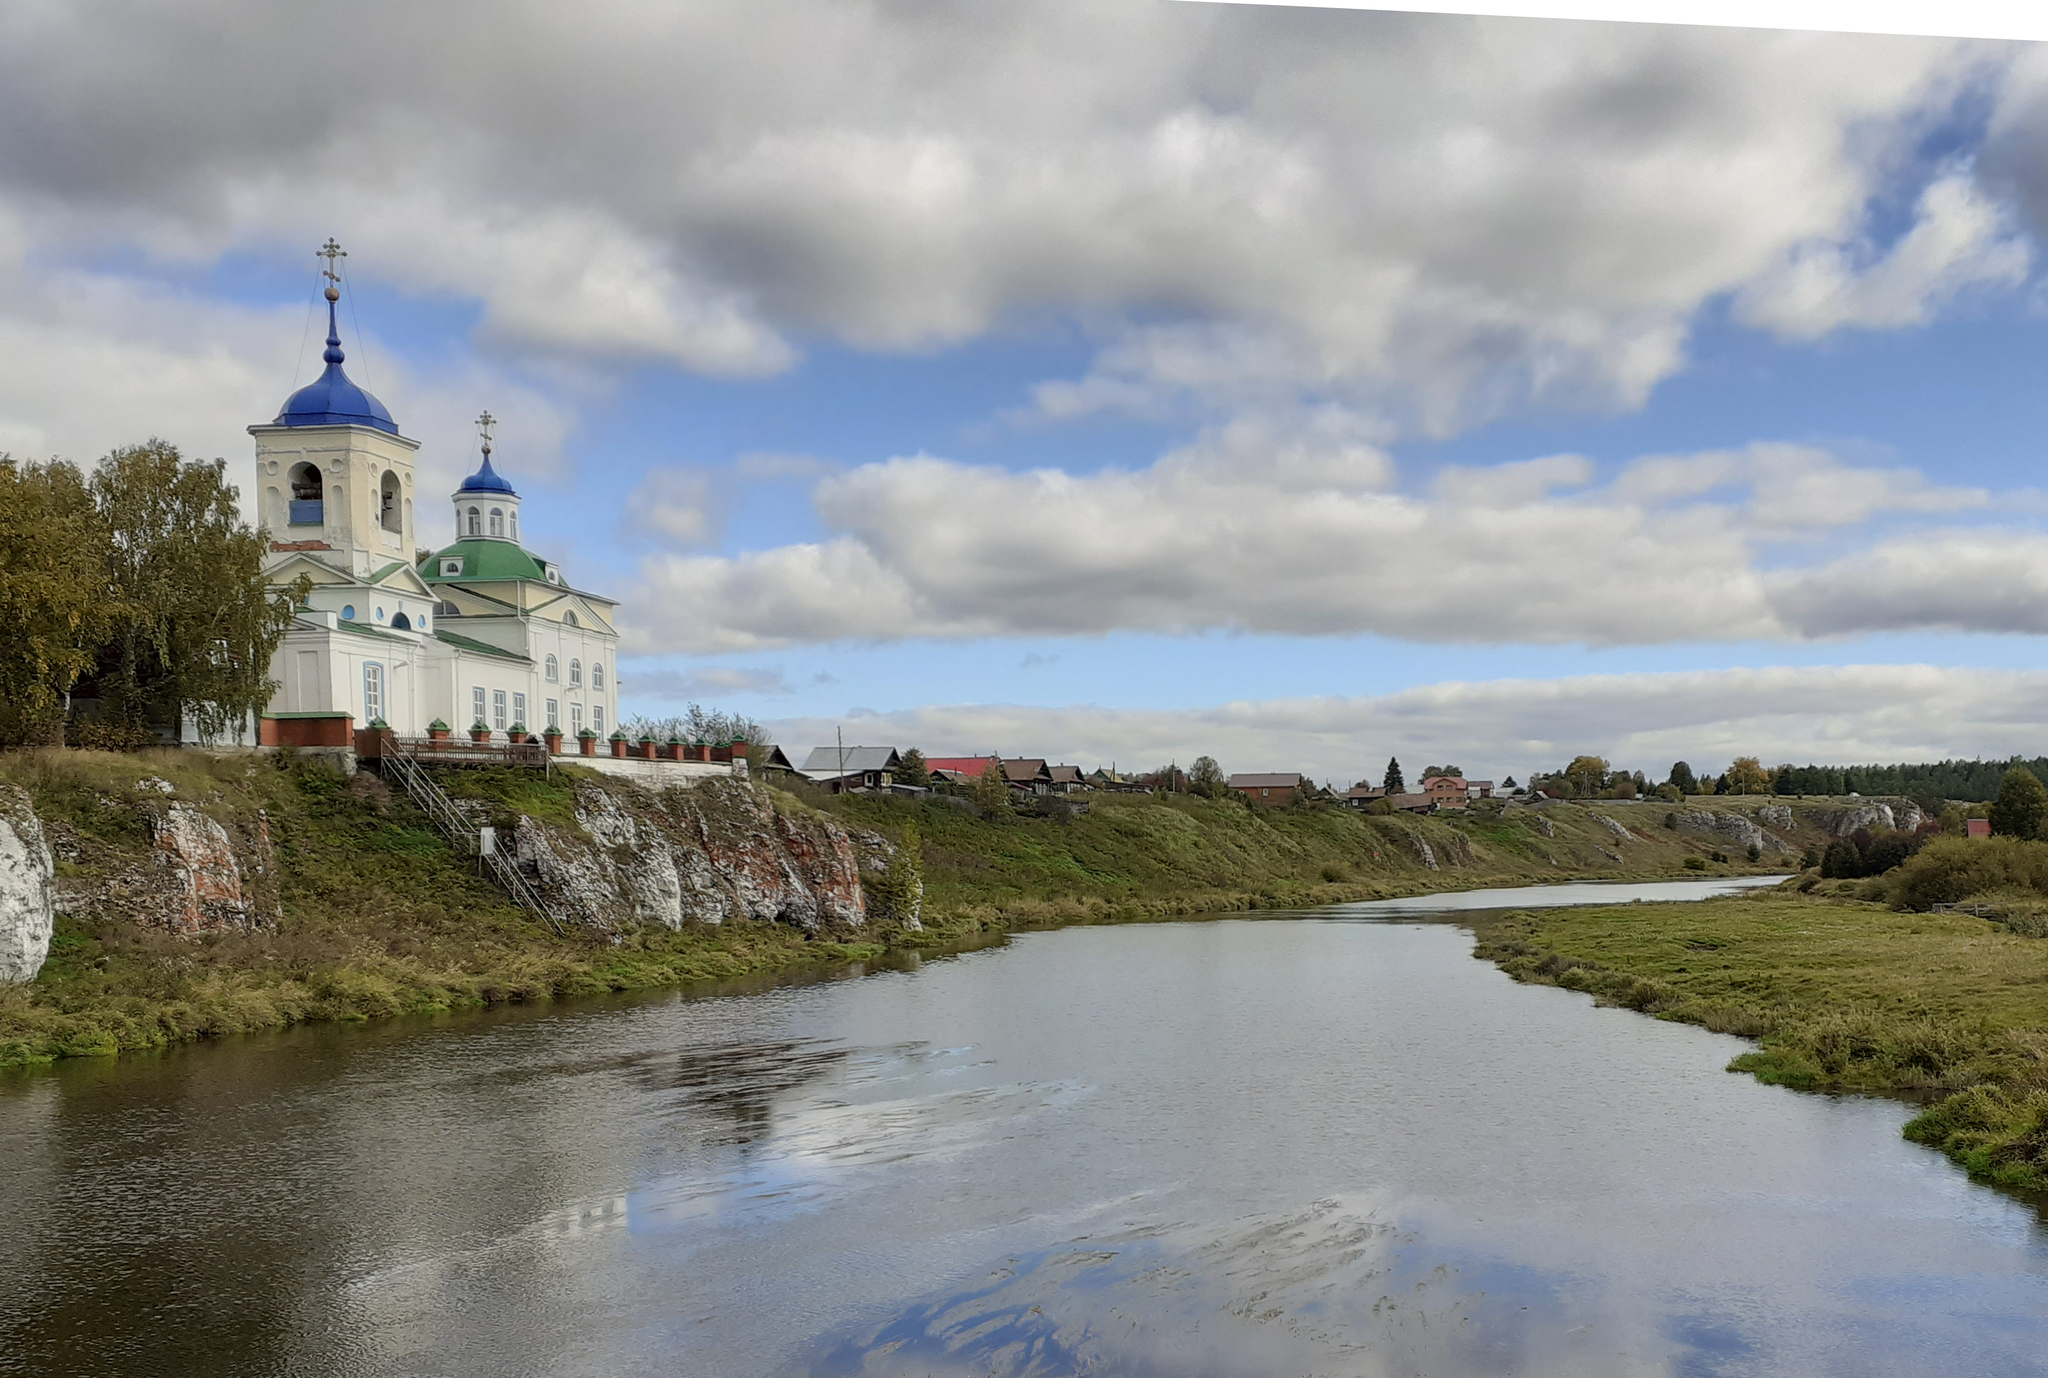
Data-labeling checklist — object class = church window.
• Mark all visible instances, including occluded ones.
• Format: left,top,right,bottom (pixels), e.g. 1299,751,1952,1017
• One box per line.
492,689,507,729
379,471,402,533
591,662,605,691
593,706,605,735
391,612,411,630
472,685,486,725
288,463,323,525
510,511,518,540
341,605,355,620
570,702,584,736
441,559,463,577
375,607,385,621
563,610,578,627
513,692,526,725
569,658,582,687
546,698,559,729
363,664,383,723
489,508,504,537
544,654,558,682
438,600,460,616
467,507,481,537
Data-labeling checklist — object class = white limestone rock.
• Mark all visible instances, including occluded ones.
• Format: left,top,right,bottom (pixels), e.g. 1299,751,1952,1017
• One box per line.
0,786,54,983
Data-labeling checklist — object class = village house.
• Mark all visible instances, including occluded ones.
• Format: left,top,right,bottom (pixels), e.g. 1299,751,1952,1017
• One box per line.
797,745,901,792
1229,771,1305,805
925,756,998,788
1002,758,1057,795
1046,765,1086,793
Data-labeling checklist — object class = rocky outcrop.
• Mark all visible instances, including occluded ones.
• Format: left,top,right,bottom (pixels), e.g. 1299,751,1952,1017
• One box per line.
1818,800,1921,837
1593,814,1632,843
515,778,876,933
0,786,54,982
1673,808,1787,854
1755,804,1793,831
53,797,279,936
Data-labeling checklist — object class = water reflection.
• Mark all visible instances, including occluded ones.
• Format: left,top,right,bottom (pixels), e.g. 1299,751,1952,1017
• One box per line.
2,881,2044,1377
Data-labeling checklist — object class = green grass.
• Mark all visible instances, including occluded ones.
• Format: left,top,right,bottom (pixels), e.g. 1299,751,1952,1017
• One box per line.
1471,891,2048,1192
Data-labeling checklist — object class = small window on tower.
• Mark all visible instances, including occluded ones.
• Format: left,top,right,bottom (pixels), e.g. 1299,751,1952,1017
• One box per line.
441,558,463,577
379,471,402,533
489,508,504,537
467,507,481,537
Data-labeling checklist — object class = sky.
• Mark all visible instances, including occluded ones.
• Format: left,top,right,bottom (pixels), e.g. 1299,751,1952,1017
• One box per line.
9,1,2048,784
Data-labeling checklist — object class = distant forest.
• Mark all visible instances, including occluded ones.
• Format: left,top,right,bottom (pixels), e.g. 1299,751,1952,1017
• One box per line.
1770,757,2048,802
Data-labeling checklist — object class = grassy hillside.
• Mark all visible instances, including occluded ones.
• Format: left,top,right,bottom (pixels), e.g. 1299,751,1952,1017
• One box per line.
808,788,1811,931
1472,892,2048,1193
0,749,1837,1067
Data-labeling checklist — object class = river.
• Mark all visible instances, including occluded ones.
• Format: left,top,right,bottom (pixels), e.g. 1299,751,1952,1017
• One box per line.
3,876,2044,1376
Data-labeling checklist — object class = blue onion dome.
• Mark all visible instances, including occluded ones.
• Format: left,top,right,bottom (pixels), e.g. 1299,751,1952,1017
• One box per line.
274,298,399,434
455,453,517,496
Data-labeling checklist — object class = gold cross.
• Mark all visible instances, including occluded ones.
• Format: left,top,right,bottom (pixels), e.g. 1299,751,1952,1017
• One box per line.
476,410,496,456
316,237,347,287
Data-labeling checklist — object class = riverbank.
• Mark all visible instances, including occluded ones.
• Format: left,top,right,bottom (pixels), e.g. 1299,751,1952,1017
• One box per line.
0,748,1821,1068
1471,891,2048,1193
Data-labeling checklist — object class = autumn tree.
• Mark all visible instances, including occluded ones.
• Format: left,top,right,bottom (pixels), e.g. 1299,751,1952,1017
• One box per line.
1724,756,1773,795
90,441,303,741
0,458,115,745
967,756,1012,813
1563,755,1610,799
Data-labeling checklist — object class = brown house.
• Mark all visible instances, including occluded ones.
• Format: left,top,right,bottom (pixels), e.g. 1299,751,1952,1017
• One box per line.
1229,771,1305,805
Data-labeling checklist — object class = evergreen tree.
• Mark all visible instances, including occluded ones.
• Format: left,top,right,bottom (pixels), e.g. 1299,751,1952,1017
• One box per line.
1989,767,2048,840
1667,761,1697,795
1383,757,1405,793
895,747,931,789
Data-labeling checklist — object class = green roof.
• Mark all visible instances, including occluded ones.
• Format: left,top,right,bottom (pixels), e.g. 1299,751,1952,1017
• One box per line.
423,539,549,583
327,617,410,643
432,629,531,664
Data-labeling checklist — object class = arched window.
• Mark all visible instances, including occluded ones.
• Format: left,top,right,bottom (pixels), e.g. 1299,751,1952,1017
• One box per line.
288,463,323,525
489,507,504,537
544,654,559,683
563,610,578,628
467,507,481,537
591,662,605,691
390,611,412,630
509,511,518,540
569,658,582,687
437,600,459,617
379,471,402,533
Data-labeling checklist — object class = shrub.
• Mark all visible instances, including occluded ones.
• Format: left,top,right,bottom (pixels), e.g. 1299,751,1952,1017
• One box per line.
1887,835,2048,911
1745,842,1762,863
1683,856,1707,871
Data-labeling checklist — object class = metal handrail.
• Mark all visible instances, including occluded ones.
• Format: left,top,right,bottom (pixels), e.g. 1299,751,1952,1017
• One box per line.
381,742,567,937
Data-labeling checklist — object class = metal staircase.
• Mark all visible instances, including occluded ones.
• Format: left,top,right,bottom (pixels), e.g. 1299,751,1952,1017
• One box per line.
380,744,567,937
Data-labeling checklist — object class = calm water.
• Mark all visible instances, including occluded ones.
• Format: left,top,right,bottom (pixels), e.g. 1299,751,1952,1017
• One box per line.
3,877,2045,1377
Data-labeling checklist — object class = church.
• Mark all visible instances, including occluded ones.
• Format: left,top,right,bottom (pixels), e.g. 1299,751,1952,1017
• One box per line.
247,247,620,744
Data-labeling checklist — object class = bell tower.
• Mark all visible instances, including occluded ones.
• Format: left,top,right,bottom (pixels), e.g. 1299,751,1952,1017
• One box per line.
250,239,421,578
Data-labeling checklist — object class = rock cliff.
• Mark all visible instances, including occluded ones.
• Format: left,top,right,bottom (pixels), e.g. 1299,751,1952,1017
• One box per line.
49,788,279,936
513,777,889,934
0,785,54,982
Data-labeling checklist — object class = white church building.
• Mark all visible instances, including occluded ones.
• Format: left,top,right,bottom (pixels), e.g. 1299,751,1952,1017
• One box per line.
249,256,620,745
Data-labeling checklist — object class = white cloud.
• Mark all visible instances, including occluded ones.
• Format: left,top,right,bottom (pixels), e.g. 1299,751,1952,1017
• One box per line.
763,664,2048,785
1734,167,2031,338
623,468,724,547
0,2,2020,433
629,665,792,700
625,437,1999,653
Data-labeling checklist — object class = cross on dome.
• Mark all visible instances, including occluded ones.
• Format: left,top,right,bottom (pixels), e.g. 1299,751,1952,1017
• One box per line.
271,236,398,434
